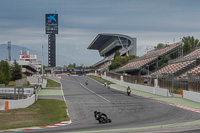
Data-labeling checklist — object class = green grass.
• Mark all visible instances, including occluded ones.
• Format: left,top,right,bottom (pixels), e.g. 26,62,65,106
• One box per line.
39,90,63,96
43,77,61,88
0,99,69,130
88,75,113,84
41,87,59,89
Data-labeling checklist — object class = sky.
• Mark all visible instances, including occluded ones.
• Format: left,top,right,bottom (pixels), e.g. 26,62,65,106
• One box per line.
0,0,200,66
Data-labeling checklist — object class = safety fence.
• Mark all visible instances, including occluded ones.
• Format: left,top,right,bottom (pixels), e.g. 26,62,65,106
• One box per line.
104,72,200,92
97,72,200,103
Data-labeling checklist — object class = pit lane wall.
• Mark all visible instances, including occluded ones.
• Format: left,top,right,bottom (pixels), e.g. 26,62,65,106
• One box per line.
94,73,200,103
0,94,35,110
183,90,200,103
101,74,170,97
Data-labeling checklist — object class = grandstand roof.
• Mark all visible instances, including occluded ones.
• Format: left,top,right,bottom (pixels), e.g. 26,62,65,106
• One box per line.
87,33,134,50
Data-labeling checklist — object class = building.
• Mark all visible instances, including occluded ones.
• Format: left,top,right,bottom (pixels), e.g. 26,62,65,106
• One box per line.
10,50,41,76
88,33,137,72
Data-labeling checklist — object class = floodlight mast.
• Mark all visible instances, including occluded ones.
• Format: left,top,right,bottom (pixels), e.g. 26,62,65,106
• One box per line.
7,41,11,62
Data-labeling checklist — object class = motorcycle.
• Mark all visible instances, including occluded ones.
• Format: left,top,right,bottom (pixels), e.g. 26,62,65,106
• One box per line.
107,83,110,89
127,89,131,96
95,114,111,124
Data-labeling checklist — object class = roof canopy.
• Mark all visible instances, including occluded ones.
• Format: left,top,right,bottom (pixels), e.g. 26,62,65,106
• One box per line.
87,33,134,50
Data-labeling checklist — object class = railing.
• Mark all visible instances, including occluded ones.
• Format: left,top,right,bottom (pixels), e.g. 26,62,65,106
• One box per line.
104,72,200,92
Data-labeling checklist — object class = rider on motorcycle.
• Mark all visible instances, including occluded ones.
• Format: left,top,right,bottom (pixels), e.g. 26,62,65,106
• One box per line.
94,111,108,120
94,111,111,123
127,86,131,96
85,80,88,85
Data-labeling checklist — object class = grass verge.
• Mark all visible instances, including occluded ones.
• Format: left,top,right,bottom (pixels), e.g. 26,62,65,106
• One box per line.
43,77,61,88
0,99,69,130
87,75,113,84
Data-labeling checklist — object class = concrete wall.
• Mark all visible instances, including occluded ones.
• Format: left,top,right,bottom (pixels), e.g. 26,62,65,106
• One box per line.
41,79,47,88
102,75,170,97
87,73,96,76
0,100,4,110
0,95,35,110
183,90,200,103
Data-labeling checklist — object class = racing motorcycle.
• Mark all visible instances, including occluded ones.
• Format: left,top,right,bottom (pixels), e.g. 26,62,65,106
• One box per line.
127,89,131,96
85,80,88,85
95,113,111,123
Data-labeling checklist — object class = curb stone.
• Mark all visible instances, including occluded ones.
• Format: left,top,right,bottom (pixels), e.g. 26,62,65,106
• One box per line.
0,120,71,132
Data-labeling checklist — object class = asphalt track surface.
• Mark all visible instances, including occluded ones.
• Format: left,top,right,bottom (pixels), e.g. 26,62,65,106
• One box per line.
22,76,200,133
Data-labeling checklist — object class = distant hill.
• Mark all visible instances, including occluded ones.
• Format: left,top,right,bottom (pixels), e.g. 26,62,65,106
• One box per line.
0,44,47,65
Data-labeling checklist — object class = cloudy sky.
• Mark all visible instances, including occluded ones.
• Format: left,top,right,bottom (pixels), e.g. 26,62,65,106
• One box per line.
0,0,200,66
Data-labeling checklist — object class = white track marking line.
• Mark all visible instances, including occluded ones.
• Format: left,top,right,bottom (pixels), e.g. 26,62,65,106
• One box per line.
59,77,71,122
63,78,110,103
79,83,110,103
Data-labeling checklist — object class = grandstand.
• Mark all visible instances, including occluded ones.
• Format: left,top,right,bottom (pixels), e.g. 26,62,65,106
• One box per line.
115,42,183,75
155,48,200,80
88,33,137,72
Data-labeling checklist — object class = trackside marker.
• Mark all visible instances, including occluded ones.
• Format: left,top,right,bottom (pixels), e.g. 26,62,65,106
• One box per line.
0,121,72,132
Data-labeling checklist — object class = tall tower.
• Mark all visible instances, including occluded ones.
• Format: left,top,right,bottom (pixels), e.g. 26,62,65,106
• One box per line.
45,13,58,67
7,41,11,62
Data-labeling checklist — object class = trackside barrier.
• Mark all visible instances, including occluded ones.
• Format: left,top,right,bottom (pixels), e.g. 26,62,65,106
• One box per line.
0,95,35,110
5,101,9,110
86,73,96,76
101,75,171,97
183,90,200,103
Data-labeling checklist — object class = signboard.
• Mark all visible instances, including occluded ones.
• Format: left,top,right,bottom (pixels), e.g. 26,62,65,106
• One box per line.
53,69,64,72
45,14,58,34
46,26,58,34
72,69,84,72
21,55,30,58
45,14,58,26
48,34,56,67
20,55,37,59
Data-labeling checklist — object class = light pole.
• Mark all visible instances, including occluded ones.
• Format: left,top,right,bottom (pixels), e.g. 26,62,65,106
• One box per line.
42,45,44,77
7,41,11,62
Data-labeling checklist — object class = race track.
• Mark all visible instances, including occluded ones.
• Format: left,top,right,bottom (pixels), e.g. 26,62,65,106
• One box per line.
23,75,200,133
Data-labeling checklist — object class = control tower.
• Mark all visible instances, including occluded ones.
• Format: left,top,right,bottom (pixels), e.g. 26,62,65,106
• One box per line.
45,13,58,67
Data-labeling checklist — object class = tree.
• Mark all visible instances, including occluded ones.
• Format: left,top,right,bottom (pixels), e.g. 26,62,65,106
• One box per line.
183,42,191,53
11,60,22,81
156,43,165,49
68,63,76,69
109,53,136,70
0,60,11,85
0,70,6,84
114,51,120,59
182,36,200,53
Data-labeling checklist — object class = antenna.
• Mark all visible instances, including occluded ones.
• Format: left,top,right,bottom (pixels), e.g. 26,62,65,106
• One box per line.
55,10,57,14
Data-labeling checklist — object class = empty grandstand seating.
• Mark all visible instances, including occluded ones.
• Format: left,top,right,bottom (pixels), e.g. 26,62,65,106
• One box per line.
119,57,157,71
151,60,196,76
170,48,200,64
177,64,200,79
116,43,182,73
139,43,182,60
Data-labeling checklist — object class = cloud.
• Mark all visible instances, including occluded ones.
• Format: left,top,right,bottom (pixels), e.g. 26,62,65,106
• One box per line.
0,0,200,66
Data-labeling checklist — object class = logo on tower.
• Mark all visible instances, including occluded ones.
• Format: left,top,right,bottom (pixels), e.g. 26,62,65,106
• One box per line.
46,14,58,26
